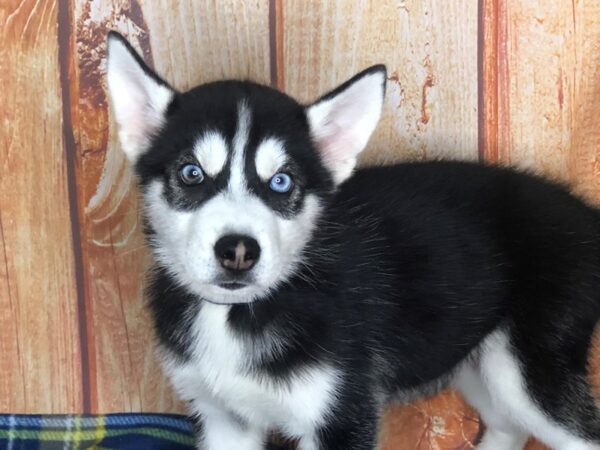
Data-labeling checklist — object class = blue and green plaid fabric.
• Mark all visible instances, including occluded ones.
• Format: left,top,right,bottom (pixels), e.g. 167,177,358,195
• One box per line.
0,414,195,449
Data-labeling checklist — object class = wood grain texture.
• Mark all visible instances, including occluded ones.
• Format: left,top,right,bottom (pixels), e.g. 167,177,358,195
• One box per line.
491,0,600,201
282,0,479,165
0,0,82,413
67,0,271,413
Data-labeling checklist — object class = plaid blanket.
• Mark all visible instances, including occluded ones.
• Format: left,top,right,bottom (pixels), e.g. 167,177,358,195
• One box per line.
0,414,195,449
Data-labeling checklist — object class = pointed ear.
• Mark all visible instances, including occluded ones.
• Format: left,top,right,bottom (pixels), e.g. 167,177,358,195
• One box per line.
306,65,386,185
106,31,175,162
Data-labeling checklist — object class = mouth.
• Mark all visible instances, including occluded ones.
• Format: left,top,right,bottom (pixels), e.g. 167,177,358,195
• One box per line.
217,282,248,291
199,278,267,304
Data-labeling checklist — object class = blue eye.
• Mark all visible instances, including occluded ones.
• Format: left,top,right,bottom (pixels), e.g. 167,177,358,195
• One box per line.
180,164,204,185
269,173,293,193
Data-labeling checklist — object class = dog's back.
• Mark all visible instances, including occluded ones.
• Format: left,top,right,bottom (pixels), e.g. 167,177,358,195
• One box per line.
337,162,600,443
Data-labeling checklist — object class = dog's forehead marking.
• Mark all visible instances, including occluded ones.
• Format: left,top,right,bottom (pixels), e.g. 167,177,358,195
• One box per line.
228,101,251,195
192,131,228,177
255,138,288,182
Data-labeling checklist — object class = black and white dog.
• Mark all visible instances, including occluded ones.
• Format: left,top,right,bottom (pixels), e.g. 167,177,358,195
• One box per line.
106,31,600,450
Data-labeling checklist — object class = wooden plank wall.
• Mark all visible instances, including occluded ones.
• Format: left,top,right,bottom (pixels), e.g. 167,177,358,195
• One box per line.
2,0,600,448
1,0,82,413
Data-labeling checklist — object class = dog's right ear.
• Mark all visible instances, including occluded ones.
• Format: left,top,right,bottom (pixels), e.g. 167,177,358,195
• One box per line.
306,65,386,185
106,31,175,162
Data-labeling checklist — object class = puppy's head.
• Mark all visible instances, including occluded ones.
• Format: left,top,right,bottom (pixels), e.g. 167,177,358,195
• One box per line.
106,32,386,304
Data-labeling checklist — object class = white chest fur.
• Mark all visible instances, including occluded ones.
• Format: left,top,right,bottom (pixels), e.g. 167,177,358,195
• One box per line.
162,302,340,439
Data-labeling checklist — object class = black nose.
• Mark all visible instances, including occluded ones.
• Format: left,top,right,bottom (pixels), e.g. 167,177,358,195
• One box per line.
214,234,261,272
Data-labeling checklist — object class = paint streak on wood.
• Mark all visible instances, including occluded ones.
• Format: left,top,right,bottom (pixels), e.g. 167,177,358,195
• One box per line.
269,0,285,89
495,0,512,166
478,0,499,162
0,0,82,413
282,0,479,165
67,0,271,413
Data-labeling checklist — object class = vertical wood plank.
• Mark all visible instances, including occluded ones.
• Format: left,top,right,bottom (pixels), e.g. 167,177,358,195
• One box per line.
494,0,600,200
0,0,82,413
283,0,479,165
68,0,271,413
69,0,168,414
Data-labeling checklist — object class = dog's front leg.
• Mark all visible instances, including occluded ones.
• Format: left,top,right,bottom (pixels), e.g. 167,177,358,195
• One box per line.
193,408,265,450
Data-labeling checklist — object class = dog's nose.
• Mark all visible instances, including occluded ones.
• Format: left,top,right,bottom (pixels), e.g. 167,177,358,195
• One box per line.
214,234,261,272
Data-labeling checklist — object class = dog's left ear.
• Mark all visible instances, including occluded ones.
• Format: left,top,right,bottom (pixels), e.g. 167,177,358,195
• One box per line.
306,65,386,185
106,31,176,162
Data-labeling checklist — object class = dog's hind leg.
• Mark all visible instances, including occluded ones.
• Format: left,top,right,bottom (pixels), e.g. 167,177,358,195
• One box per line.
454,362,529,450
474,330,600,450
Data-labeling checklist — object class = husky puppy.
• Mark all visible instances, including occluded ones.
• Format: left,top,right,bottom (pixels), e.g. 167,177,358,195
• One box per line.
106,31,600,450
